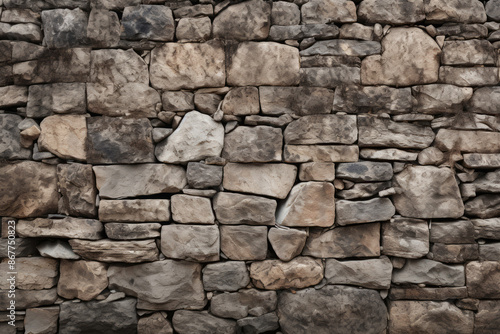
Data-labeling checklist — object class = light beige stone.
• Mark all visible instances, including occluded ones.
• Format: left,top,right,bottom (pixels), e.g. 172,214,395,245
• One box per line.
57,260,108,301
171,195,214,224
301,0,357,24
299,162,335,181
435,129,500,153
161,225,219,262
0,257,58,290
99,199,170,223
17,217,103,240
213,192,276,226
268,227,308,262
220,225,268,261
284,145,359,163
38,115,87,161
382,218,429,258
69,239,159,263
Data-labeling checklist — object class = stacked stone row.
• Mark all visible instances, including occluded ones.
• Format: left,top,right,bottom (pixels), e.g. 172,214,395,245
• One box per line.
1,0,500,333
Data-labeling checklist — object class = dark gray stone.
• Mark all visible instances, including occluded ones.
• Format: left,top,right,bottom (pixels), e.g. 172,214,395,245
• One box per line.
259,86,334,116
465,194,500,219
237,313,279,334
336,161,392,182
430,221,476,244
358,0,425,24
41,8,88,48
186,162,223,189
105,223,161,240
336,198,395,225
269,24,339,40
333,85,412,113
278,285,387,334
59,298,138,334
202,261,250,292
173,311,237,334
27,83,86,118
58,163,97,218
0,114,31,160
86,117,155,164
431,243,479,263
222,126,283,162
121,5,174,41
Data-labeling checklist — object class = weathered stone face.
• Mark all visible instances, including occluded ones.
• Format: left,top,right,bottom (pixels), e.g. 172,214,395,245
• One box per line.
210,289,277,319
336,198,395,225
325,257,393,289
0,161,58,218
227,42,300,86
150,41,225,90
105,223,161,240
155,111,224,164
301,0,357,24
17,217,103,239
392,166,464,219
466,261,500,298
69,239,159,263
108,260,206,310
213,192,276,226
259,86,334,116
276,182,336,227
268,227,308,262
284,115,357,145
393,259,465,286
39,115,87,161
120,5,174,41
0,114,31,160
336,161,393,181
284,144,359,163
160,225,219,262
424,0,487,23
382,218,429,258
202,261,250,292
278,285,387,334
99,199,170,223
173,311,237,334
27,83,86,117
361,28,441,86
213,0,271,41
57,260,108,301
222,126,283,163
137,313,173,334
41,8,88,48
220,225,268,261
358,0,425,24
0,257,58,290
333,84,412,113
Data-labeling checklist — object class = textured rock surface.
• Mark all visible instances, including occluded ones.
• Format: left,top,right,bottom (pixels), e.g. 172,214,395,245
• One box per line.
173,311,236,334
213,192,276,226
17,217,103,239
160,225,219,262
222,126,283,162
69,239,159,263
171,195,214,224
325,257,392,289
337,161,393,181
268,227,308,262
284,114,357,144
301,0,357,24
220,225,268,261
0,257,57,290
466,261,500,298
259,86,334,116
58,163,97,218
99,199,170,223
358,0,425,24
27,83,86,117
336,198,395,225
0,114,31,159
202,261,250,292
278,286,387,334
57,260,108,300
392,259,465,286
382,218,429,258
210,289,277,319
38,114,87,161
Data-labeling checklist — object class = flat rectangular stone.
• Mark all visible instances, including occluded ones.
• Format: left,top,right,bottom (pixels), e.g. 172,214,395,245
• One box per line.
284,145,359,163
463,153,500,168
389,287,468,300
17,217,103,240
412,84,473,114
299,66,360,87
336,198,395,225
336,161,393,182
435,129,500,153
479,243,500,261
284,115,357,145
439,66,499,86
213,192,276,226
441,40,496,65
269,24,339,41
473,218,500,239
303,223,380,258
105,223,161,240
300,40,381,57
430,221,476,244
161,225,219,262
358,115,435,149
431,243,479,263
300,55,361,68
392,259,465,287
325,257,392,289
259,86,334,116
333,84,412,113
382,218,429,258
0,85,28,108
98,199,170,223
69,239,159,263
360,148,418,161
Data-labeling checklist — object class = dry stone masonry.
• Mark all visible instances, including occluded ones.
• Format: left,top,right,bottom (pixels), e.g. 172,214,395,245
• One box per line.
1,0,500,333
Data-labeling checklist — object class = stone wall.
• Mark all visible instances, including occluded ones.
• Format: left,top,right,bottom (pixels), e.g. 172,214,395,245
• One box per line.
1,0,500,333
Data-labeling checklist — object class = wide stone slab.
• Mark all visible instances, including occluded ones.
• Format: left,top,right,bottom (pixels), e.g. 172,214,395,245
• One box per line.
466,261,500,298
361,28,441,86
99,199,170,223
388,301,474,334
86,117,155,164
336,198,395,225
227,42,299,86
173,311,236,334
259,86,334,116
69,239,159,263
26,83,86,117
439,66,499,86
336,161,393,181
150,41,225,90
299,66,360,87
155,111,224,164
358,0,425,24
220,225,268,261
160,225,219,262
388,287,467,301
269,24,339,41
473,218,500,239
105,223,161,240
223,163,297,199
424,0,487,23
301,0,357,24
382,218,429,258
465,194,500,219
250,257,323,290
57,260,108,301
59,298,137,334
276,182,335,227
284,145,359,163
0,161,58,218
325,257,392,289
442,40,495,65
303,223,380,258
358,115,435,149
17,217,103,240
213,192,276,226
222,126,283,162
431,243,478,263
284,115,356,145
278,285,387,334
392,259,465,286
210,289,277,319
412,84,473,114
392,166,464,219
108,260,205,310
93,164,186,199
202,261,250,292
463,153,500,168
38,114,87,161
333,84,412,113
430,221,475,244
434,129,500,153
213,0,271,41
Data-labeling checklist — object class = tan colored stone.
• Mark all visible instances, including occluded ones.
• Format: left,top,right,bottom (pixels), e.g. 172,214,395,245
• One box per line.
268,227,307,262
17,217,103,240
213,192,276,226
24,307,59,334
325,257,392,289
301,0,357,24
220,225,268,261
250,257,323,290
284,114,357,145
299,162,335,181
358,0,425,24
38,115,87,161
69,239,159,263
382,218,429,258
222,87,260,116
424,0,487,23
138,313,173,334
466,261,500,298
439,66,499,86
57,163,97,218
161,225,219,262
276,182,335,227
227,42,300,86
99,199,170,223
171,195,214,224
105,223,161,240
223,163,297,199
0,258,58,290
284,145,359,163
361,28,441,86
223,126,283,163
435,129,500,153
57,260,108,301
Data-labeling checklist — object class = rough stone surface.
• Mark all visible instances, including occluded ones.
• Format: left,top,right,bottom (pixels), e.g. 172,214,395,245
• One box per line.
69,239,159,263
466,261,500,298
276,182,335,228
173,311,237,334
392,166,464,219
57,260,108,301
41,8,88,48
220,225,268,261
467,86,500,114
202,261,250,292
392,259,465,286
268,227,308,262
435,129,500,153
424,0,487,23
388,301,474,334
155,111,224,164
299,162,335,181
0,114,31,160
213,0,271,41
358,115,435,149
27,83,86,117
105,223,161,240
99,199,170,223
439,66,499,86
278,285,387,334
213,192,276,226
59,298,138,334
137,313,173,334
176,17,212,42
223,126,283,162
24,307,59,334
17,217,103,239
431,243,479,263
325,257,392,289
171,195,214,225
150,41,225,90
413,84,473,114
186,163,223,189
0,161,58,218
301,0,357,24
361,28,441,86
442,40,495,65
121,5,174,41
336,198,395,225
37,240,80,260
210,289,277,319
38,115,87,161
336,161,393,181
0,257,58,290
227,42,300,86
161,225,219,262
284,114,356,145
108,260,205,310
259,86,334,116
223,163,297,199
58,163,97,218
382,218,429,258
250,257,323,290
299,66,361,87
475,300,500,333
358,0,425,24
303,223,380,258
86,117,154,164
300,40,381,57
284,145,359,163
222,87,260,116
333,85,412,113
93,164,186,199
